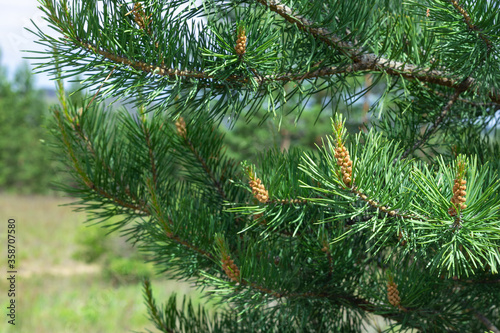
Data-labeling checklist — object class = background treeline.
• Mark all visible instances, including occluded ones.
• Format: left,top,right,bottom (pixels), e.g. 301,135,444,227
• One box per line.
0,56,54,193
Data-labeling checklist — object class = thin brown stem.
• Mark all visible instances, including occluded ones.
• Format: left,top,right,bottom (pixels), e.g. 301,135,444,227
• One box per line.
470,308,500,333
401,89,463,159
183,136,227,200
449,0,493,51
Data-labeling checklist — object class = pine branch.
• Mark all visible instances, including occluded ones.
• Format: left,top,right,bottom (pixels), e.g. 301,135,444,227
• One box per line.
423,83,500,111
176,123,227,201
54,108,148,214
78,40,209,79
38,0,500,110
143,278,174,333
238,277,427,330
54,106,215,261
255,0,500,104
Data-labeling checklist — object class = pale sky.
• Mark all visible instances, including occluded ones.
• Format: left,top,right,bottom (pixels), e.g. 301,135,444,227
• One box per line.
0,0,54,88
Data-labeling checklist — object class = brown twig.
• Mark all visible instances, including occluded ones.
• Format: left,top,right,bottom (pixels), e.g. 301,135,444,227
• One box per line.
470,308,500,333
449,0,493,51
181,135,227,200
401,88,463,159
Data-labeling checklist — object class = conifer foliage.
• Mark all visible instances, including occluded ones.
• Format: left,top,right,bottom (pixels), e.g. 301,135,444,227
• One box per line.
31,0,500,331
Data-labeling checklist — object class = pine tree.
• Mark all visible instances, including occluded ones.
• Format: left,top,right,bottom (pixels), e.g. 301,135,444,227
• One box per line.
31,0,500,331
0,59,55,193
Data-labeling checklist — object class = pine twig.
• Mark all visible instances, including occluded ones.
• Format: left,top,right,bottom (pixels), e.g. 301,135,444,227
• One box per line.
143,278,174,333
41,0,500,104
470,308,500,333
178,129,227,201
400,88,462,159
449,0,493,51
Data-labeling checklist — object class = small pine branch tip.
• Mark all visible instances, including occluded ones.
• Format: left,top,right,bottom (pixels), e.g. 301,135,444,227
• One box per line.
215,234,241,283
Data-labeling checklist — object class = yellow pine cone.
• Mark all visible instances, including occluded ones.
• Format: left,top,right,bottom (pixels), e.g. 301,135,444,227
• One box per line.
249,178,269,203
449,177,466,217
222,255,240,282
175,117,187,138
387,281,401,308
130,2,151,32
334,144,353,187
235,27,247,55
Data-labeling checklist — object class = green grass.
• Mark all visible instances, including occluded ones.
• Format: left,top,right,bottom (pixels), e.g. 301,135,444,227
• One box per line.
0,194,210,333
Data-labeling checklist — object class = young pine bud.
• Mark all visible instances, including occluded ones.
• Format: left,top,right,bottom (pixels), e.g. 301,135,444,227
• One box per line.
448,159,467,217
334,144,353,188
222,254,240,282
249,177,269,203
387,280,401,309
175,117,187,138
332,116,354,188
127,2,152,33
235,25,247,56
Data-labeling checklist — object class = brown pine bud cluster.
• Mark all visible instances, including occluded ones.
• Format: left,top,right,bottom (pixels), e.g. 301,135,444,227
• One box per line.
222,255,240,282
448,161,467,217
249,177,269,203
387,281,401,308
235,26,247,56
334,144,353,188
449,178,467,216
129,2,151,33
175,117,187,138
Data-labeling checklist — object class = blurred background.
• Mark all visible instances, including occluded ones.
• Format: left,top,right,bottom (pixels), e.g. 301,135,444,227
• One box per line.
0,1,373,332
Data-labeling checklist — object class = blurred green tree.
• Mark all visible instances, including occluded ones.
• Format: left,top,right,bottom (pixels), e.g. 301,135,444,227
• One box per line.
0,56,56,193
